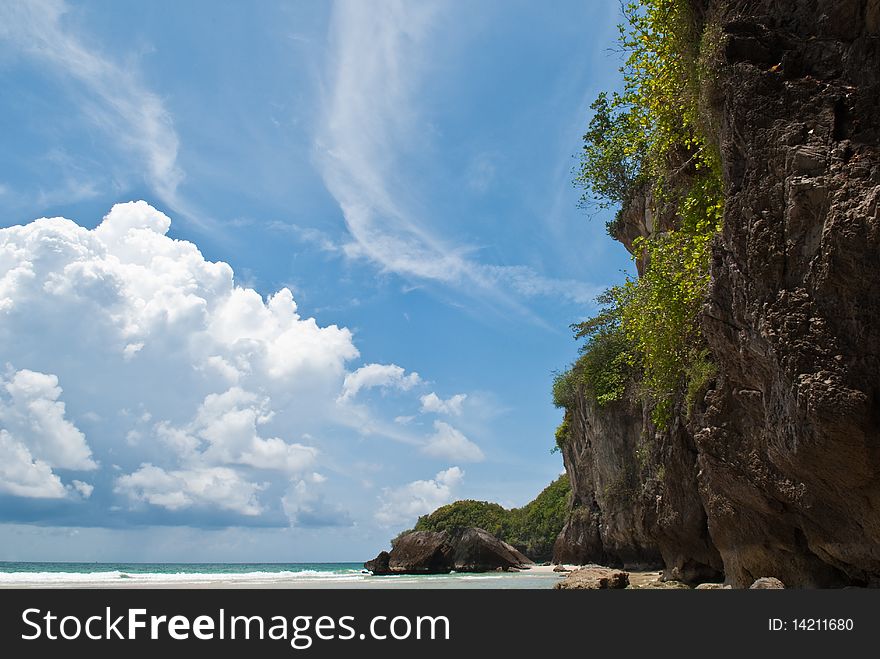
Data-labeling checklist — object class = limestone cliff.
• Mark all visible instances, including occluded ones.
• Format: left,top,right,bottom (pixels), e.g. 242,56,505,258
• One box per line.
554,0,880,587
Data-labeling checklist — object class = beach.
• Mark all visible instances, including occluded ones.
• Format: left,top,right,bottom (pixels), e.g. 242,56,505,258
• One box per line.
0,562,570,589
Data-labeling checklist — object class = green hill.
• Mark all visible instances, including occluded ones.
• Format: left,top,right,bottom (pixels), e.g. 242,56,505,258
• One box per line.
410,475,570,562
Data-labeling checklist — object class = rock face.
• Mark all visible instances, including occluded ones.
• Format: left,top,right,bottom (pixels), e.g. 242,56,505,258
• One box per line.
553,389,723,583
554,567,630,590
365,528,534,575
696,0,880,588
554,0,880,588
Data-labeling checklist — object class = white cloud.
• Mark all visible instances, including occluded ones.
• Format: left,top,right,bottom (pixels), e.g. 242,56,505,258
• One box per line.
0,201,365,518
374,466,463,527
419,392,467,416
115,464,263,516
0,368,95,499
316,0,600,312
0,0,185,213
71,480,93,499
338,363,421,402
1,369,96,470
281,479,353,528
422,421,484,462
0,202,358,387
0,429,66,499
156,387,318,475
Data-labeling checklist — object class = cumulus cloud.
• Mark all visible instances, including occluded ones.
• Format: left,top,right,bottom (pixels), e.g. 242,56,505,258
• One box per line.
0,201,367,521
282,479,353,528
114,464,263,516
422,421,484,462
374,466,463,527
338,363,421,402
0,369,96,470
419,392,467,416
71,480,94,499
1,202,359,389
0,429,66,499
0,369,95,499
153,387,318,474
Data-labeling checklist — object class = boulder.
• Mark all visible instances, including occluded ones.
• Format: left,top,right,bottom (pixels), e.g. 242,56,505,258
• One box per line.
749,577,786,590
387,531,453,574
554,566,629,590
364,551,390,576
364,527,534,575
449,527,534,572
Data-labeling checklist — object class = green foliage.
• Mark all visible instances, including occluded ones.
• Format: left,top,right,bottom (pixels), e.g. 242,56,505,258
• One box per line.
551,368,578,410
684,347,716,415
413,475,571,562
552,288,636,419
565,0,723,428
506,475,572,560
571,289,636,407
575,0,717,208
412,500,507,539
554,417,570,452
577,92,646,209
619,176,722,424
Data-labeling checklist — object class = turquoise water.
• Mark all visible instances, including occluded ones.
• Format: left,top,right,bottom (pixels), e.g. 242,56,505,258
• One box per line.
0,562,561,589
0,561,362,575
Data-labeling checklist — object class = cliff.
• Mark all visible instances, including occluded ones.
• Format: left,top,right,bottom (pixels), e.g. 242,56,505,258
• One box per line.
554,0,880,587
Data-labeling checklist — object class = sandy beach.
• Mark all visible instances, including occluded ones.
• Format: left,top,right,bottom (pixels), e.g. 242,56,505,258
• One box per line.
0,564,575,589
0,564,676,589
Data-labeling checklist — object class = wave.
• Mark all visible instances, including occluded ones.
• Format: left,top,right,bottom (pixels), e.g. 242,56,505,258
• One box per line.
0,569,367,585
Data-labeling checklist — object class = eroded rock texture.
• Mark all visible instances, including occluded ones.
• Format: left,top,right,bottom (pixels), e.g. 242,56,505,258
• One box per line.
553,389,722,583
698,0,880,587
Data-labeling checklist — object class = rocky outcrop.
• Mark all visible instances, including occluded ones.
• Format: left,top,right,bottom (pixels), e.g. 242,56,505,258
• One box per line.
364,551,390,575
554,566,630,590
386,531,450,574
555,0,880,588
449,527,534,572
365,528,534,575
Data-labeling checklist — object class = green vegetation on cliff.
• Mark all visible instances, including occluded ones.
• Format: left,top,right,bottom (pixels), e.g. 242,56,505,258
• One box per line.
411,475,571,562
561,0,723,427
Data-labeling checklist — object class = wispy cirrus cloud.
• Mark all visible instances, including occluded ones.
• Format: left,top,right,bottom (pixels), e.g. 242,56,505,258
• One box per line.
0,0,189,219
315,0,601,314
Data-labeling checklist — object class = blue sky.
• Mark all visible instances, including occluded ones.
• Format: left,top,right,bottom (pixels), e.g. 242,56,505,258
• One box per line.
0,0,631,562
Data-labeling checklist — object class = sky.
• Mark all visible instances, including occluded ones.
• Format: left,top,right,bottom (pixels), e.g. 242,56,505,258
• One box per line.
0,0,631,562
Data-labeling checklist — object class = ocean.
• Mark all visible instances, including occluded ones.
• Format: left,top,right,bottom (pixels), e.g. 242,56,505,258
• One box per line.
0,562,562,589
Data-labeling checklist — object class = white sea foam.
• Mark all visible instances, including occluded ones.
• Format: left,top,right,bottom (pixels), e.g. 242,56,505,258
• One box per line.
0,569,366,585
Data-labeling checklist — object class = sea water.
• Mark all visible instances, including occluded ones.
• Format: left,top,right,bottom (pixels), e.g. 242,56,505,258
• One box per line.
0,562,561,589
